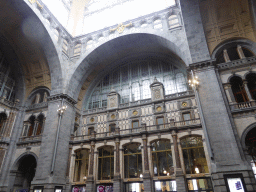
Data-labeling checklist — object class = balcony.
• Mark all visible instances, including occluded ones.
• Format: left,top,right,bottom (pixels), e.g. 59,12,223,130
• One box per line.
18,135,42,144
71,118,201,142
230,101,256,112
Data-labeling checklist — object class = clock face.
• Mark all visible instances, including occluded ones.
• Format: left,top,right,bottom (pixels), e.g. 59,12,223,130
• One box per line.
90,117,95,122
156,106,162,112
111,114,116,119
133,110,138,116
182,102,188,107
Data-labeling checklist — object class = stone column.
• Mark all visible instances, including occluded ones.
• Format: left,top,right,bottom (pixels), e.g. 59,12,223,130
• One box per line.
237,45,245,59
142,135,151,192
113,137,121,191
223,84,236,104
180,0,210,63
172,130,186,192
86,141,95,192
193,65,256,191
223,49,231,62
243,80,254,101
31,94,77,192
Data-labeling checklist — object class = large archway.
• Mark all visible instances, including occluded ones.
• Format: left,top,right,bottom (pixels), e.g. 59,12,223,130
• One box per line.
0,0,63,97
67,33,189,109
245,127,256,179
11,155,37,192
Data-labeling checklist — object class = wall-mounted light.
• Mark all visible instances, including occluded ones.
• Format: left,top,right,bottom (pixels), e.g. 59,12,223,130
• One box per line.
188,76,199,87
140,174,143,178
57,105,67,114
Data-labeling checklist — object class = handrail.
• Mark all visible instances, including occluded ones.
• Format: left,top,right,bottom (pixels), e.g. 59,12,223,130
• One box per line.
229,101,256,111
18,135,42,142
71,118,201,141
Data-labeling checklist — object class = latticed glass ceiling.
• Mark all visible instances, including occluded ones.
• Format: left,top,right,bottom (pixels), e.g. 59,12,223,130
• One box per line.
86,57,187,109
41,0,176,36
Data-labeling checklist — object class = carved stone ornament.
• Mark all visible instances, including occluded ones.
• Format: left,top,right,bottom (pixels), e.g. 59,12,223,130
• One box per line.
150,77,164,101
107,89,119,109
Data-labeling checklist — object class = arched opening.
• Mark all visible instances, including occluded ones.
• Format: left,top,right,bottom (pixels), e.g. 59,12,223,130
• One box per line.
98,146,114,180
215,43,255,64
27,116,36,137
230,76,248,103
0,112,7,136
245,128,256,179
73,149,89,182
85,56,187,110
246,73,256,100
35,114,45,135
12,155,37,192
123,143,142,179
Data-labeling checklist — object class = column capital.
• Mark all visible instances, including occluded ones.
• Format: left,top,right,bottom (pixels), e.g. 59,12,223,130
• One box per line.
47,94,77,105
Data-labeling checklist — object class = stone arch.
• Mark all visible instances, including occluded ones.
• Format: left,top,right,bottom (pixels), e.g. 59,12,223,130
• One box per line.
0,0,63,97
122,141,142,148
227,74,244,83
9,153,38,192
67,33,190,109
211,38,256,60
149,138,171,145
26,86,50,107
241,123,256,150
179,134,203,141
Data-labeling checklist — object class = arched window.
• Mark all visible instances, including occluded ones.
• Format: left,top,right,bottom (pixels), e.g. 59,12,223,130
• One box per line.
74,149,90,182
86,58,187,109
216,45,255,64
109,124,116,133
88,127,94,135
230,76,248,103
35,114,44,136
0,113,7,136
27,116,35,137
168,15,179,28
123,143,142,178
154,19,162,29
53,28,59,42
156,116,165,129
245,128,256,179
23,114,45,137
246,73,256,100
73,43,81,57
151,140,173,176
31,90,49,105
180,136,209,174
62,39,68,54
98,146,114,180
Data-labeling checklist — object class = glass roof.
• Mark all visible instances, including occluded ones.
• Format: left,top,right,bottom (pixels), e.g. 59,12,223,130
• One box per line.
41,0,176,36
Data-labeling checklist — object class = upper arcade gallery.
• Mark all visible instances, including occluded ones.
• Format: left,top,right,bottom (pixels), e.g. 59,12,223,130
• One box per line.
0,0,256,192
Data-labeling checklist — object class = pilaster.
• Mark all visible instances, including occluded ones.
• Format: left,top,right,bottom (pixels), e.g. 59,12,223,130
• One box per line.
142,135,152,192
172,130,186,192
31,94,77,191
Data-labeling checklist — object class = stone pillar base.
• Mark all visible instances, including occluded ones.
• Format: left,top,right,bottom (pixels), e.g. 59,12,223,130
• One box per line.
143,171,152,192
113,174,121,192
175,168,186,192
212,170,256,192
85,175,95,192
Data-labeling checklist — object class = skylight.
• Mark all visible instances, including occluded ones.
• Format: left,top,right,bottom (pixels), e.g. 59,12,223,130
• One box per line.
41,0,176,36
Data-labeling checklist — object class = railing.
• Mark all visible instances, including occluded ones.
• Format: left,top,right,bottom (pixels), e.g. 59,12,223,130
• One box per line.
26,102,48,110
230,101,256,111
217,56,256,70
83,90,194,114
18,135,42,142
71,118,201,141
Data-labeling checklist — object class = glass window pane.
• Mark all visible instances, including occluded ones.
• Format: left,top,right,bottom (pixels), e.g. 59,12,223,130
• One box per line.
125,183,144,192
155,180,177,192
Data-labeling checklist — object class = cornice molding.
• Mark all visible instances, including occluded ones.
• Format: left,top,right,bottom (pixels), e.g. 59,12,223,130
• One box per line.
47,94,77,105
188,60,216,71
